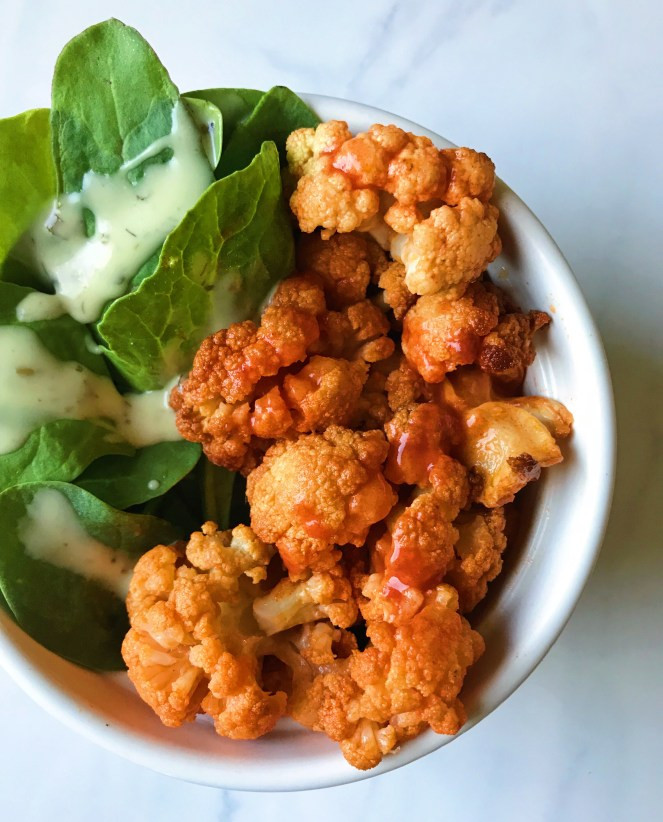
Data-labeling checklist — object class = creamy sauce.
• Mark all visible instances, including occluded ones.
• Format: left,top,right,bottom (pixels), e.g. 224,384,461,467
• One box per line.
15,292,66,322
18,487,134,599
0,325,180,454
20,102,214,323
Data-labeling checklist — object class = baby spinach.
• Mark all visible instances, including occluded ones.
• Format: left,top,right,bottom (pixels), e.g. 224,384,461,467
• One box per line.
183,96,223,169
0,282,138,490
0,482,179,670
188,86,319,177
51,19,180,193
0,109,55,266
96,140,295,391
76,440,201,510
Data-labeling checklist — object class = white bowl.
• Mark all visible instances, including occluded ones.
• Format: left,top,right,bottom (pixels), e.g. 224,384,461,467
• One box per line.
0,95,616,791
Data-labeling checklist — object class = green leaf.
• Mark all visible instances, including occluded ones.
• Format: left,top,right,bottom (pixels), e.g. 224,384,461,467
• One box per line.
0,482,179,670
76,440,201,509
96,140,295,391
202,461,235,530
51,19,179,193
0,420,134,494
190,86,319,177
183,96,223,169
0,281,137,490
0,108,55,265
186,87,263,149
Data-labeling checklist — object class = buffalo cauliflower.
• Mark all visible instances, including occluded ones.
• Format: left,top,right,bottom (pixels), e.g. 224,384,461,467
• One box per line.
122,522,287,739
478,309,550,388
246,426,397,578
402,281,500,382
287,120,501,299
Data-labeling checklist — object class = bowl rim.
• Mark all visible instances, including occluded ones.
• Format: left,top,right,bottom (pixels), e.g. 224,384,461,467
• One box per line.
0,93,616,791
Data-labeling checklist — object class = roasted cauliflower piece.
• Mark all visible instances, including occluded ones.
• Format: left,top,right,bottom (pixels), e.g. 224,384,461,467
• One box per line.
378,260,417,321
315,299,395,364
445,507,507,612
478,310,550,388
284,584,484,770
402,281,500,382
246,426,396,578
253,563,358,636
122,523,287,739
459,400,571,507
287,121,500,300
297,231,386,309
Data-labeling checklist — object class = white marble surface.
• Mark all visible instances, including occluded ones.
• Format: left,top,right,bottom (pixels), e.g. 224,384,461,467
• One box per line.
0,1,661,819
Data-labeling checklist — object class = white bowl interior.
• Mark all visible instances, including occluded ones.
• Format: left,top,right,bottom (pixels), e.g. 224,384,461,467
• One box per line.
0,95,615,791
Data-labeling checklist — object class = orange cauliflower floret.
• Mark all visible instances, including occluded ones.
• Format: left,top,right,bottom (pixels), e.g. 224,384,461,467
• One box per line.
399,198,501,298
478,310,550,388
445,507,507,613
283,584,483,770
459,400,571,507
287,120,500,299
315,299,395,363
297,231,386,309
122,523,287,739
370,456,469,601
402,281,500,382
253,563,358,636
385,356,425,412
246,426,397,578
377,260,417,321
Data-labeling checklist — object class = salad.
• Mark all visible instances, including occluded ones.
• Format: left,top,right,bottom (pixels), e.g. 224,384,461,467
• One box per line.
0,19,572,770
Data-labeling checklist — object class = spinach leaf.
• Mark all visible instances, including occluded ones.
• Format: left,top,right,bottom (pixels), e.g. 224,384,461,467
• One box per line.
202,461,235,530
183,96,223,169
96,140,294,391
0,420,133,494
0,282,136,490
51,19,180,193
0,109,55,265
76,440,201,509
186,87,263,149
0,482,179,670
189,86,319,177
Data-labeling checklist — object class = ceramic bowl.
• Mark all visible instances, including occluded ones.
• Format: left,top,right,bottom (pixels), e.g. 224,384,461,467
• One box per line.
0,95,616,791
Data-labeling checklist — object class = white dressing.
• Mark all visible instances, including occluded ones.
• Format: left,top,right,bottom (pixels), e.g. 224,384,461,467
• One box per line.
15,292,67,322
20,102,214,323
0,325,180,454
18,487,134,599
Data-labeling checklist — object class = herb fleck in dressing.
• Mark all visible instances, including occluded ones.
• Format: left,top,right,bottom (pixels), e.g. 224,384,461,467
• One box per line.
0,325,180,454
18,487,135,599
20,102,213,323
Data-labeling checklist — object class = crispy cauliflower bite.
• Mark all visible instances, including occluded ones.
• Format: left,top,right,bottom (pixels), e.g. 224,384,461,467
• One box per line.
445,507,507,613
122,523,288,739
478,309,550,388
287,120,500,299
284,584,483,770
402,281,500,382
246,426,397,578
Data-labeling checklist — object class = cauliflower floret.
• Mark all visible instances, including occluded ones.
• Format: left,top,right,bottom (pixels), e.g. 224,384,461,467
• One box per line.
246,426,396,578
170,276,327,472
315,299,395,363
370,456,469,597
284,584,483,770
384,403,462,486
253,564,358,636
459,401,570,507
505,396,573,438
281,355,368,432
351,364,392,430
445,507,507,613
478,310,550,388
385,356,425,412
287,121,500,299
400,198,501,298
402,281,500,382
122,523,287,739
378,260,417,321
297,231,386,309
440,147,496,205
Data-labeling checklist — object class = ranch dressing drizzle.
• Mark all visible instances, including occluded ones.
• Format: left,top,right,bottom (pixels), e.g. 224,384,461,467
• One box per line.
20,101,213,323
18,487,134,599
0,325,180,455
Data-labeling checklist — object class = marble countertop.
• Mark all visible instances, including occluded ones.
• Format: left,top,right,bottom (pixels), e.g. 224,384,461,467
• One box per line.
1,1,661,820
